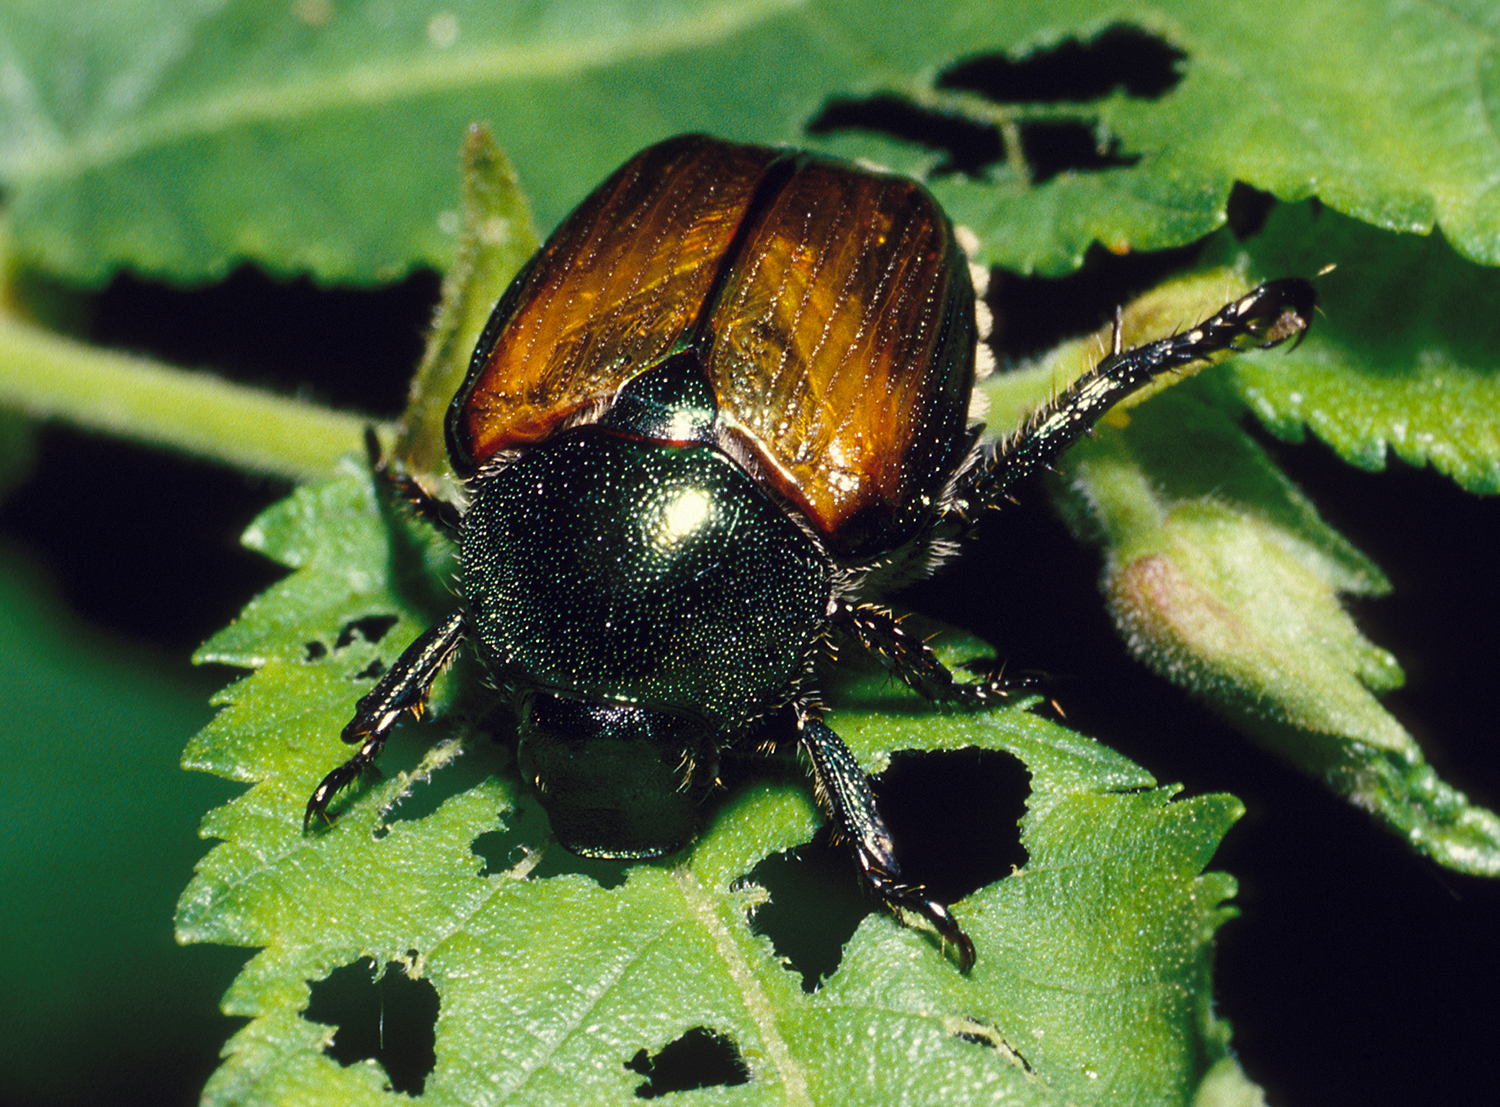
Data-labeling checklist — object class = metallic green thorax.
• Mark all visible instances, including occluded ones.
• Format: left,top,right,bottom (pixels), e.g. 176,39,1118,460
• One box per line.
459,359,831,856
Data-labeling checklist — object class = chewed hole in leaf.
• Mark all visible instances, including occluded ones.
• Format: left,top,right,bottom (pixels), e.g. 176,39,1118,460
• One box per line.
978,242,1201,361
469,793,544,877
306,725,471,831
303,958,438,1095
807,96,1003,177
376,731,499,826
941,24,1187,102
805,25,1182,182
301,613,397,668
1226,181,1281,240
876,748,1029,905
471,828,540,879
335,614,399,649
750,748,1029,990
748,831,874,991
948,1016,1034,1071
528,844,634,888
1015,120,1140,186
470,791,633,887
625,1027,750,1098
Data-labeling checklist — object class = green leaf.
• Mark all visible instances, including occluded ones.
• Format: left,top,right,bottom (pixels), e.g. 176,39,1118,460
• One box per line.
1219,202,1500,494
5,0,1500,283
178,471,1247,1105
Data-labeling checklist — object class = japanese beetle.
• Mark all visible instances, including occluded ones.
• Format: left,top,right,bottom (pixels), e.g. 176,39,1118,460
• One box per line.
307,134,1315,970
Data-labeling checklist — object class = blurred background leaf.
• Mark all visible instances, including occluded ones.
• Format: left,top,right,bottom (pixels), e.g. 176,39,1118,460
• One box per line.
3,0,1499,286
0,541,241,1105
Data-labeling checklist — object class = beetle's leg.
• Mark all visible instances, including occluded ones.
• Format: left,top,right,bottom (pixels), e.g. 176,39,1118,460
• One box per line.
304,610,468,830
834,602,1033,710
365,426,464,536
797,711,976,971
955,277,1317,514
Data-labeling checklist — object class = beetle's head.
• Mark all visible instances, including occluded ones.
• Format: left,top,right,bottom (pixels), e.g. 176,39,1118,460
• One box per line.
516,693,719,860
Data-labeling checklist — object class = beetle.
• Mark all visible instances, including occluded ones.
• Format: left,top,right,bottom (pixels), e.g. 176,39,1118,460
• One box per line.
306,134,1315,970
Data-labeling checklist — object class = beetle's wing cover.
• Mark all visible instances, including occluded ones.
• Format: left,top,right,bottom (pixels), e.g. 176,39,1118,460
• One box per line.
450,135,976,561
707,159,976,560
449,135,778,471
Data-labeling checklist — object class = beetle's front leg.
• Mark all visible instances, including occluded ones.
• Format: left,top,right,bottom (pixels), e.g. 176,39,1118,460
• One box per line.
365,426,464,537
796,712,976,971
304,610,469,830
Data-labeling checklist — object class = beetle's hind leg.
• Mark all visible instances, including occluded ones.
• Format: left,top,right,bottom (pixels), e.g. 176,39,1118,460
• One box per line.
835,602,1034,710
954,276,1317,515
304,610,468,830
796,712,976,971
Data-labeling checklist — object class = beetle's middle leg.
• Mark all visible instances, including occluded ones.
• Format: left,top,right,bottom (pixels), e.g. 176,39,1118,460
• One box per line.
833,601,1035,710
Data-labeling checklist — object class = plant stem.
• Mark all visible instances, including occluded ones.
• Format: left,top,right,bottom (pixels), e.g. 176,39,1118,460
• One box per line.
0,313,382,482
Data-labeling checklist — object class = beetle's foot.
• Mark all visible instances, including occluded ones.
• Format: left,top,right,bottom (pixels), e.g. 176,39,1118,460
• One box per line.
950,660,1053,708
303,733,385,831
305,612,471,831
871,873,976,972
304,766,354,831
